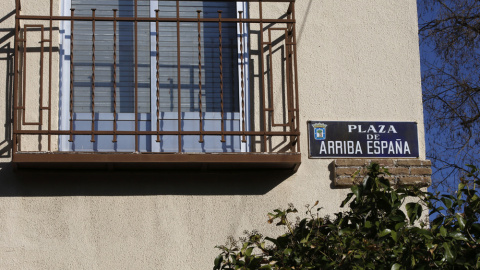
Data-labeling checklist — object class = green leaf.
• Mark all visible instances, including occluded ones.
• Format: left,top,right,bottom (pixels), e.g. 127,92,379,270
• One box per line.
458,183,466,199
339,227,353,236
391,215,405,222
351,185,361,201
431,216,444,227
245,247,254,257
214,254,223,269
441,197,453,209
341,193,354,207
379,176,391,188
391,263,402,270
363,175,374,190
411,228,433,239
456,213,466,230
406,202,423,225
448,231,468,241
440,226,447,237
395,222,406,231
391,230,398,242
406,203,416,224
443,242,455,264
379,229,391,237
300,235,309,244
283,248,292,256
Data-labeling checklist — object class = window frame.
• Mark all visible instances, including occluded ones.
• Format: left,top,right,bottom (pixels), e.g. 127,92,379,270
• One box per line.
58,0,250,152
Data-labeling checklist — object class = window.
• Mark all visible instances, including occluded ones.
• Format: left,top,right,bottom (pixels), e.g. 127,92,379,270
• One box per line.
59,0,249,153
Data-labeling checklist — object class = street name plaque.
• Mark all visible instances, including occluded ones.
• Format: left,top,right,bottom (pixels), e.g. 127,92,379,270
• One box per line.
308,121,419,158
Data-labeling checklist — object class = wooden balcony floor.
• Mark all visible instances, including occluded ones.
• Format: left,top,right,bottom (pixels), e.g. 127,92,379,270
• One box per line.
13,152,301,171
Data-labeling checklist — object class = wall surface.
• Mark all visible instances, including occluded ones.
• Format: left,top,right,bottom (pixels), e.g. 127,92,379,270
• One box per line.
0,0,424,269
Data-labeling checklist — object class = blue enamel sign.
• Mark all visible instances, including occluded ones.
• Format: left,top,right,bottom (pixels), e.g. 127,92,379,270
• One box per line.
308,121,419,158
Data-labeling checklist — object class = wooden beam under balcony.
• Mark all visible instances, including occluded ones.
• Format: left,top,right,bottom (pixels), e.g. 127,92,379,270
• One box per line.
13,152,301,171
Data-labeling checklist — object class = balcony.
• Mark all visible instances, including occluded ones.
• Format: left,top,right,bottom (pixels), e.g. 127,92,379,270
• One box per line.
12,0,300,171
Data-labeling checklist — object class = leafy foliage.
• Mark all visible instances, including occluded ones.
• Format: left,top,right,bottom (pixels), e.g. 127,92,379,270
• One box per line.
214,163,480,270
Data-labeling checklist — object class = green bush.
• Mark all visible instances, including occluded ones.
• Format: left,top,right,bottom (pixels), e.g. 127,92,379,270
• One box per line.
214,163,480,270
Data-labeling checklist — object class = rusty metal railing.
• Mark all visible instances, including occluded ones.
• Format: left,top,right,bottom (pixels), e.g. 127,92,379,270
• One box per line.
13,0,300,167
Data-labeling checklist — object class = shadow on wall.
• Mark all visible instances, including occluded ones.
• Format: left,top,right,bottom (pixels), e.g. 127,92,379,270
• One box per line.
0,162,290,197
296,0,314,45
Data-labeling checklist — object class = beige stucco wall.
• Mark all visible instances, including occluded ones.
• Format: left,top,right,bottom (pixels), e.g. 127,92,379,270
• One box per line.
0,0,424,269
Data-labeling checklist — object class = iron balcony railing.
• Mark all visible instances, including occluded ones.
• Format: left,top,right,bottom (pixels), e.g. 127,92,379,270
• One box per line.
12,0,300,170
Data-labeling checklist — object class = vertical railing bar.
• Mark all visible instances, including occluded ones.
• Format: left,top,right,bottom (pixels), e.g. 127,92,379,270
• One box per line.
155,9,161,142
284,26,294,152
47,0,53,151
39,25,44,127
259,2,267,152
112,9,118,142
16,0,21,14
290,27,296,150
13,6,20,154
218,10,225,142
176,0,182,152
134,0,139,152
21,26,27,126
291,1,300,153
197,10,204,143
90,8,96,142
239,11,246,143
268,29,274,130
69,9,75,142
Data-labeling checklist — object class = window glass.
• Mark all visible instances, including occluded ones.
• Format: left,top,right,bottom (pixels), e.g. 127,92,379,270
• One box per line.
71,0,238,114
